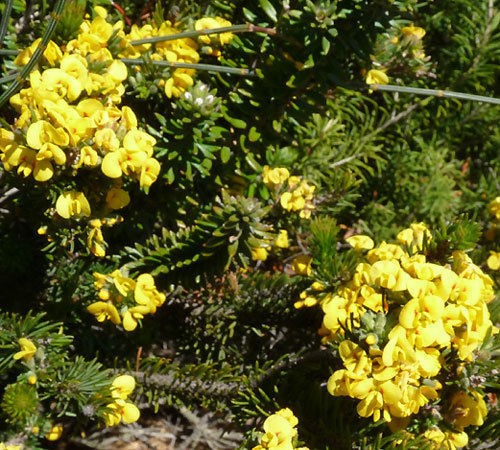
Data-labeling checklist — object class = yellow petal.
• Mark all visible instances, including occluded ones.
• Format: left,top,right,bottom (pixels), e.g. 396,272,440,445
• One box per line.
101,152,123,178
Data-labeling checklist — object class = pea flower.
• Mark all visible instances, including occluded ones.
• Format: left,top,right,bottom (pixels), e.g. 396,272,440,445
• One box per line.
111,375,136,400
401,25,426,40
346,234,374,251
487,251,500,270
13,338,37,361
274,229,289,249
55,191,91,219
366,69,389,85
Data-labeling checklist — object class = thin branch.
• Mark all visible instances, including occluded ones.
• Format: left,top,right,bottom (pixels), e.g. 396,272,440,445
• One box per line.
121,58,254,76
0,0,13,48
371,84,500,105
0,187,19,204
129,24,275,46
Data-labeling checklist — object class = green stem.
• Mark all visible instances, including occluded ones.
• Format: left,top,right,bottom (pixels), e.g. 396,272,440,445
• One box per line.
129,23,275,46
0,49,18,55
0,0,66,108
0,0,13,47
371,83,500,105
121,58,254,76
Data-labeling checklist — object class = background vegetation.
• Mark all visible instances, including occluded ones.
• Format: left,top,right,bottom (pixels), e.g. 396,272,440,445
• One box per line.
0,0,498,448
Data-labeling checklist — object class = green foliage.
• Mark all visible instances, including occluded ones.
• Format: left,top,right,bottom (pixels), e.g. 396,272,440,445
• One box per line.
0,0,498,448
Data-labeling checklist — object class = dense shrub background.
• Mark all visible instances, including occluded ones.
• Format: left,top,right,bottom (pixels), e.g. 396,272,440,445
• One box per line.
0,0,498,448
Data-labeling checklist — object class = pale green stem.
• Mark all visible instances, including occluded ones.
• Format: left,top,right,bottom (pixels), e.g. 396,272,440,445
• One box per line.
0,0,13,47
129,24,275,46
121,58,254,76
371,84,500,105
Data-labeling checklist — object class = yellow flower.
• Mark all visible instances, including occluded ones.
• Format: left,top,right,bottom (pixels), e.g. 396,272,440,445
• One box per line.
164,69,195,98
87,222,106,257
487,251,500,270
27,373,37,384
366,69,389,85
134,273,165,312
139,158,161,189
103,399,140,426
45,424,63,441
13,337,37,361
41,68,83,101
488,197,500,220
106,188,130,210
262,166,290,188
262,413,296,445
14,38,62,67
111,375,136,400
26,120,69,151
195,17,234,46
291,255,312,276
447,391,487,429
87,301,121,324
55,191,91,219
274,230,289,248
251,246,269,261
401,25,426,40
122,305,151,331
424,428,468,450
346,234,374,251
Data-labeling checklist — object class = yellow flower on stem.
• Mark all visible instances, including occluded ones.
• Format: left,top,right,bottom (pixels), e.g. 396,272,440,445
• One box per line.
103,399,140,426
111,375,136,400
87,301,121,325
447,390,487,429
134,273,165,312
13,338,37,361
251,246,269,261
401,25,426,40
346,234,374,251
87,222,106,257
139,158,161,189
106,188,130,210
55,191,91,219
262,166,290,188
366,69,389,85
122,305,151,331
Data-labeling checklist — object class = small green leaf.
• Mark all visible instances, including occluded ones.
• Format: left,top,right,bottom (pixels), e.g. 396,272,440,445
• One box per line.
321,36,331,55
221,146,231,163
224,113,247,129
258,0,278,22
248,127,261,142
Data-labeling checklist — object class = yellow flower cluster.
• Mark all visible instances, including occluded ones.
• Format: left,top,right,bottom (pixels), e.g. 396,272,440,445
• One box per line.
250,229,290,262
1,11,164,188
195,17,234,58
122,16,233,97
88,269,165,331
103,375,140,427
252,408,309,450
366,24,427,85
262,166,315,219
302,224,497,432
